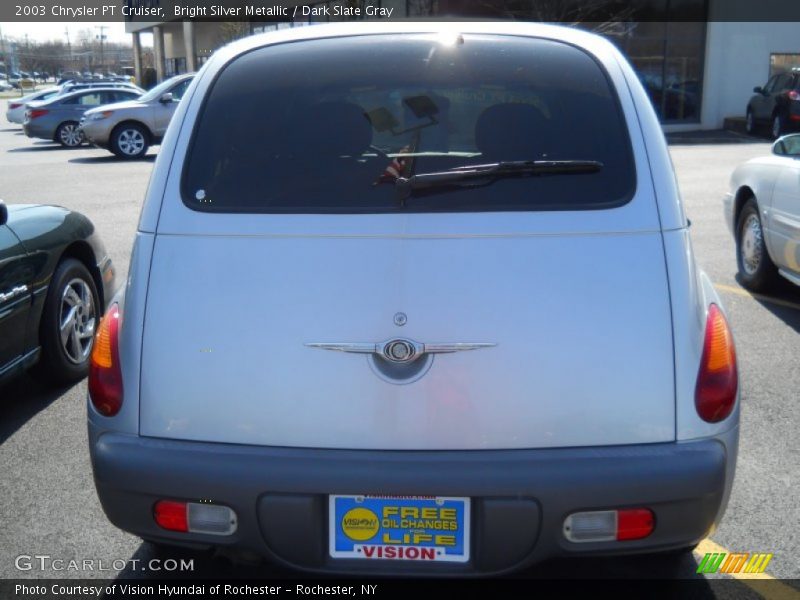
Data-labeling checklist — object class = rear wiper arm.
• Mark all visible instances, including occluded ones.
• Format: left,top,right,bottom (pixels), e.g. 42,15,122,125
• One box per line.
394,160,603,203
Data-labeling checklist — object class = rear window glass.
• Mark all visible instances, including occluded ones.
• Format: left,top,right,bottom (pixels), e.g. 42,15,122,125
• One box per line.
182,34,635,213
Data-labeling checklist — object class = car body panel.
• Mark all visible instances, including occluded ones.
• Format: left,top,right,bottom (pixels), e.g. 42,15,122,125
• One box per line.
726,149,800,282
5,87,61,124
140,230,675,450
0,223,32,372
747,71,800,132
769,158,800,276
23,88,142,142
90,22,738,572
0,204,116,385
80,74,194,149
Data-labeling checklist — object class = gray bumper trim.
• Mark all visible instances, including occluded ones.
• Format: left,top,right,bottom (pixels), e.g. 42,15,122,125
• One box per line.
90,430,729,574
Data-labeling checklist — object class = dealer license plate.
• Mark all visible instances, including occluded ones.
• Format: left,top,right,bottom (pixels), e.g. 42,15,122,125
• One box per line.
329,495,470,563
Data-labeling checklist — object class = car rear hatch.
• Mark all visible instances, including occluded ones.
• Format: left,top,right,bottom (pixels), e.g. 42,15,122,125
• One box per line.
138,31,675,450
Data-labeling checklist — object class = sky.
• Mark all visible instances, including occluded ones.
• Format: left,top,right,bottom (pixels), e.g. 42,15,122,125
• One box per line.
0,22,151,46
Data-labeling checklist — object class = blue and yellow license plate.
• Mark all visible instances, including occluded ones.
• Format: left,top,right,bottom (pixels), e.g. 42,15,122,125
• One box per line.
329,495,470,563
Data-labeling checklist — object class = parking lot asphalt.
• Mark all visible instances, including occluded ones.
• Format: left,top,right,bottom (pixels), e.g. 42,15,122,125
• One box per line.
0,124,797,587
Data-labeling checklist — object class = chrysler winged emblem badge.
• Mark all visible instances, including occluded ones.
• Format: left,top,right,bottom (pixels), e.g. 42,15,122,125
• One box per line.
305,338,496,364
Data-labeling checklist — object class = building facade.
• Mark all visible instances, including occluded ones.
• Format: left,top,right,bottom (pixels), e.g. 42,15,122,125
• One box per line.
125,0,800,131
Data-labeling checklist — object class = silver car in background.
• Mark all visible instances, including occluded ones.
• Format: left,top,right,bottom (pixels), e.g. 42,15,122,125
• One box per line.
80,73,194,159
24,87,142,147
88,23,740,575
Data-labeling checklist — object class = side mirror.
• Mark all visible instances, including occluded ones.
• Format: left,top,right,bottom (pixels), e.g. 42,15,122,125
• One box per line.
753,86,764,94
772,133,800,157
0,201,8,226
159,93,174,104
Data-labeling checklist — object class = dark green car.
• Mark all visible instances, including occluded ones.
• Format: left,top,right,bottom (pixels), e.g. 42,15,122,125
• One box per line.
0,200,115,386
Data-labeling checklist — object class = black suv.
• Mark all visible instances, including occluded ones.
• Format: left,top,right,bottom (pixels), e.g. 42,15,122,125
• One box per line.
746,69,800,138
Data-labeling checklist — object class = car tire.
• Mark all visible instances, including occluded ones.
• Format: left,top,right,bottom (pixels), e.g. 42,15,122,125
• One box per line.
56,121,84,148
745,108,756,135
736,198,779,292
110,123,150,159
32,258,100,384
771,113,785,139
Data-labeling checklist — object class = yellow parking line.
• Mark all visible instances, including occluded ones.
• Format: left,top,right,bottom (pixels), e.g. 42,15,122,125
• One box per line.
695,539,798,599
714,283,800,312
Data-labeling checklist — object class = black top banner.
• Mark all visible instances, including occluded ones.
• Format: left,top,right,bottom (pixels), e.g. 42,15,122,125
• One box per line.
4,0,800,23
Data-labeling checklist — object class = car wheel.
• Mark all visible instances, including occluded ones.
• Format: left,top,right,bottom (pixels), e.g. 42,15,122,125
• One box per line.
110,123,149,159
745,109,756,135
736,198,778,292
56,121,84,147
33,258,100,384
771,113,785,139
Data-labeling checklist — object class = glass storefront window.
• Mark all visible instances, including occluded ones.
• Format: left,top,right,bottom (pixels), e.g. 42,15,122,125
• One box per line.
770,53,800,77
602,19,706,123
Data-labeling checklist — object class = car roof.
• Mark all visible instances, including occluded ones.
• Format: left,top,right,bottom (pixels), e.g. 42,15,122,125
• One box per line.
217,21,617,62
47,87,143,102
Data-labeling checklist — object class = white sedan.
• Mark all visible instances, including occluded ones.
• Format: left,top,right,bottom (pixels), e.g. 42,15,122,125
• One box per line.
725,133,800,291
5,86,61,124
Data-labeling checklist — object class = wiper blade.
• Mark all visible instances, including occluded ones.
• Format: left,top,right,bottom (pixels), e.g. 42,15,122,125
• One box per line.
394,160,603,203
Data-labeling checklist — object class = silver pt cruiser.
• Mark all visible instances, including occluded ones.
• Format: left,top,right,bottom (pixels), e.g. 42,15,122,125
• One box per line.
88,22,740,575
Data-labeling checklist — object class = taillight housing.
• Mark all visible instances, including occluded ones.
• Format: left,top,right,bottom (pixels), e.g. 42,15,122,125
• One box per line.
88,302,123,416
563,508,655,542
788,90,800,101
28,109,49,119
154,500,238,535
695,304,737,423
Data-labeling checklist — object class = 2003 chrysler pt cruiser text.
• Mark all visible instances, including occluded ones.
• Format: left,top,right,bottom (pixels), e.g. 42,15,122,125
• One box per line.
87,22,740,574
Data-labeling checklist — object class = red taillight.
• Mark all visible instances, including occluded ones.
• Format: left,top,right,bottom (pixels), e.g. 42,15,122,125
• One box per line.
788,90,800,101
28,109,49,119
616,509,655,541
88,303,123,416
695,304,737,423
154,501,188,532
9,103,22,109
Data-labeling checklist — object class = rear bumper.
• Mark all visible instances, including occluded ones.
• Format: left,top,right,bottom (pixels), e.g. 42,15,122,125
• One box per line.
89,425,737,575
23,120,53,140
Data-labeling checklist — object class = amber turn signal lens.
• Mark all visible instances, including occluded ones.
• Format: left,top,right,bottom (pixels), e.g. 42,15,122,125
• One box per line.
695,304,737,423
88,303,123,417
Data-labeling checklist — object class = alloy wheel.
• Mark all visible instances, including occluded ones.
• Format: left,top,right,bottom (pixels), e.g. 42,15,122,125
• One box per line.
117,128,146,156
60,123,83,147
59,278,96,364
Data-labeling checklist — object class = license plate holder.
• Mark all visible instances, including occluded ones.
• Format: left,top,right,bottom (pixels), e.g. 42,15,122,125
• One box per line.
329,495,470,563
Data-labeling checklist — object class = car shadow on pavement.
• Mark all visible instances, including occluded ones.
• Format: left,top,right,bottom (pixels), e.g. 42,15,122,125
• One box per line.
69,155,156,164
113,541,725,589
7,144,71,152
0,127,21,132
114,542,293,580
0,373,72,445
666,130,769,146
735,275,800,334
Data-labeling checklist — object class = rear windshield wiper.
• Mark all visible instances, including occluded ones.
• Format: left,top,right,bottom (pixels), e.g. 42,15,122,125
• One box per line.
394,160,603,204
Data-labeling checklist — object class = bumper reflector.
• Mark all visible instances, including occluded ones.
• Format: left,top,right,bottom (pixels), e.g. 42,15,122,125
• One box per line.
154,500,237,535
564,508,654,542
